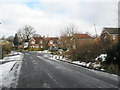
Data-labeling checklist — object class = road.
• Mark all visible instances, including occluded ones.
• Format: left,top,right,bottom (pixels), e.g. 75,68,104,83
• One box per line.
17,52,118,88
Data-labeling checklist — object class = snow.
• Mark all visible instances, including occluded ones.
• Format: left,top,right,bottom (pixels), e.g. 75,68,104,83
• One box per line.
0,61,16,88
93,63,101,69
37,51,118,79
86,62,91,67
89,69,118,81
95,54,107,61
0,51,23,89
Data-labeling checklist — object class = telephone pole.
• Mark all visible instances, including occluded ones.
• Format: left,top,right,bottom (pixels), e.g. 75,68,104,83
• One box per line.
94,23,97,37
93,17,97,37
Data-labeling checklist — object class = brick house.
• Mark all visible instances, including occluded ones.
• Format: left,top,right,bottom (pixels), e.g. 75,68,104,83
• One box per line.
94,28,119,46
100,27,119,45
47,37,59,50
29,37,45,49
70,34,94,49
58,36,71,50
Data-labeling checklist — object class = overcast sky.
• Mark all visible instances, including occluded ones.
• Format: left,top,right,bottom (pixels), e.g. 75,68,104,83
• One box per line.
0,0,118,38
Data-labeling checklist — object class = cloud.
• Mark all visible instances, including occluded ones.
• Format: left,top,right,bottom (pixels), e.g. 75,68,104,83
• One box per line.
0,0,118,38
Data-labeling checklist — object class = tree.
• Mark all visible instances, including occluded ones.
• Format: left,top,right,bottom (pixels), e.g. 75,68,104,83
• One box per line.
105,42,120,65
61,24,77,37
6,36,14,42
60,24,78,50
13,33,19,49
103,42,120,74
18,25,35,42
1,36,5,40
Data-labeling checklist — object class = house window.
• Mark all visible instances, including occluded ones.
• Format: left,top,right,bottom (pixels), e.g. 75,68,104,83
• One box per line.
104,35,107,40
50,40,53,44
113,35,116,40
41,46,43,48
40,41,43,44
31,41,35,44
35,44,39,48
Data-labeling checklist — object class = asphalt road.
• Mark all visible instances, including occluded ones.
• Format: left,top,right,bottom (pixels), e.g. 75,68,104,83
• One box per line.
17,52,118,88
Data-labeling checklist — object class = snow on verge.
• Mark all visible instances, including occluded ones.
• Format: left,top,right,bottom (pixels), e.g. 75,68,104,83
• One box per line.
95,54,107,61
0,51,24,89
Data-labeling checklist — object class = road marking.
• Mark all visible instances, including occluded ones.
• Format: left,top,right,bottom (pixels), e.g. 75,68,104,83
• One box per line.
26,53,29,55
37,56,43,59
47,73,61,87
30,57,33,59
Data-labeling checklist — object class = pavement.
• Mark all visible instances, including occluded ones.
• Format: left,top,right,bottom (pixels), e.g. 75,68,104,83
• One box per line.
16,52,118,88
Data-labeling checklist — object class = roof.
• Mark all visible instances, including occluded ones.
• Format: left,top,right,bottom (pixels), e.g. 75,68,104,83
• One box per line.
93,37,100,43
32,37,44,44
74,34,93,39
103,28,119,34
48,37,59,40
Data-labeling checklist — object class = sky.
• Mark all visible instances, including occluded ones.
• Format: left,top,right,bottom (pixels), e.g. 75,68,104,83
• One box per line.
0,0,119,38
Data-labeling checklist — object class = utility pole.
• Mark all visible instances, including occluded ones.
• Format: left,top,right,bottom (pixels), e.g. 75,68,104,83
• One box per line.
93,17,97,38
94,23,97,37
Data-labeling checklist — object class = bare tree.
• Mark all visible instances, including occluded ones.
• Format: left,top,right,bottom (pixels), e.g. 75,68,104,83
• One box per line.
60,24,77,37
59,23,78,50
18,25,35,42
6,36,14,42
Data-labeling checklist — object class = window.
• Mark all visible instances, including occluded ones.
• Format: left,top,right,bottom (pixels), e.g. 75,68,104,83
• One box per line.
40,40,43,44
41,46,43,48
113,35,116,40
50,40,53,44
31,41,35,44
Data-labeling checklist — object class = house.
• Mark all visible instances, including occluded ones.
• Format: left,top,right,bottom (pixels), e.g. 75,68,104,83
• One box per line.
29,37,45,49
22,42,29,48
58,36,71,50
47,37,59,51
99,27,119,45
70,34,94,49
93,37,101,44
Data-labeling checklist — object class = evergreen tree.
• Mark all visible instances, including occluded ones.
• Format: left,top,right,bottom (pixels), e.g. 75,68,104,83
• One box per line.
105,42,120,65
13,33,19,49
104,42,120,74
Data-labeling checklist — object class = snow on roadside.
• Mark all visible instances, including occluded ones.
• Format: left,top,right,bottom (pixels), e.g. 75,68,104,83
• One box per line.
0,61,16,89
95,54,107,61
36,51,118,80
48,54,118,81
72,61,87,66
0,51,23,89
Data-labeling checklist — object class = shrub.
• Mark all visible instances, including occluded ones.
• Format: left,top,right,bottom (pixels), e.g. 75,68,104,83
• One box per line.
51,51,60,55
66,43,103,62
40,48,44,51
2,43,12,57
103,42,120,75
28,48,40,51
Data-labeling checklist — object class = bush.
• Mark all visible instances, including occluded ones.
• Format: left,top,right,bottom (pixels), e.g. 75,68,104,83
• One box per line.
51,51,60,55
28,48,40,51
66,43,103,62
103,42,120,75
62,48,67,51
40,48,44,51
2,43,12,57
